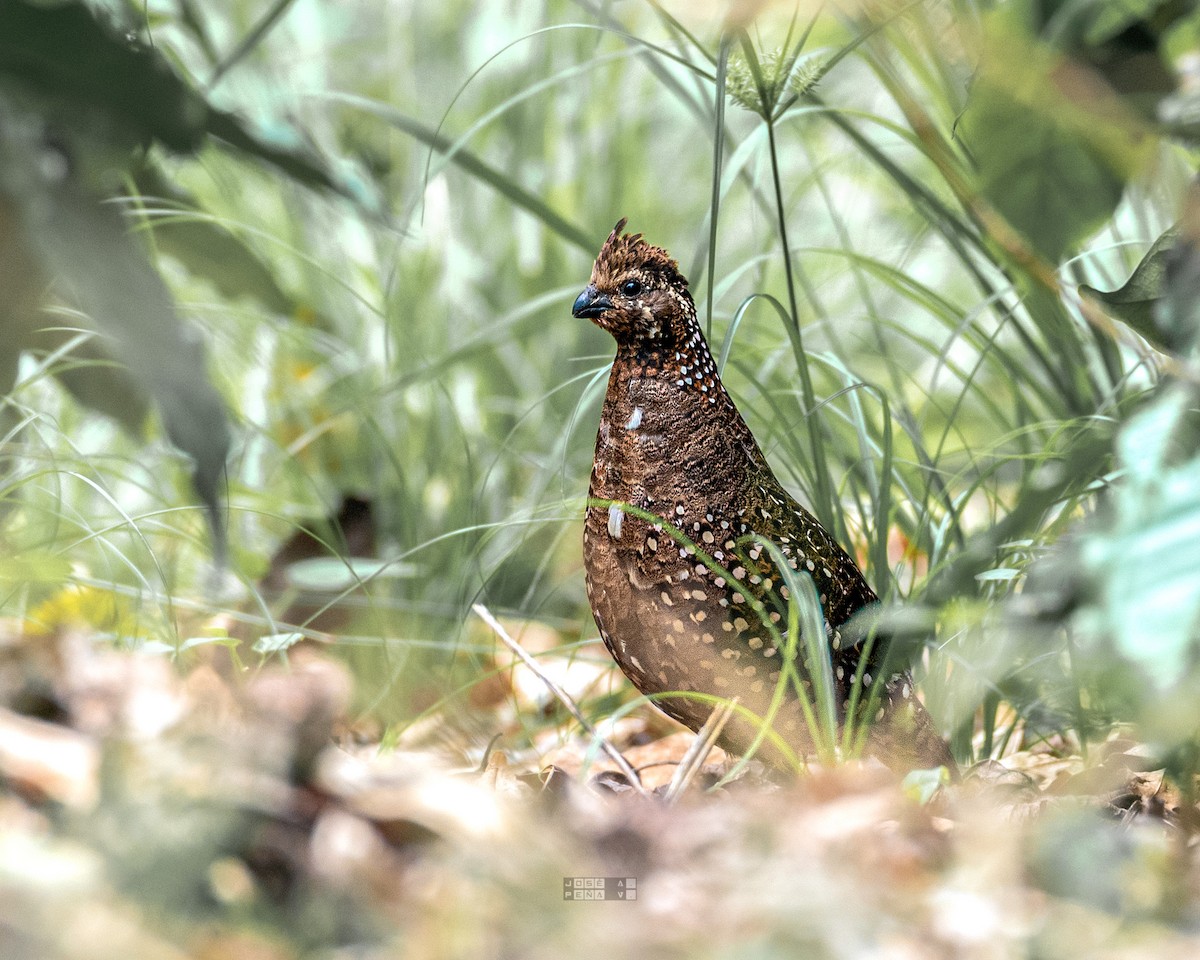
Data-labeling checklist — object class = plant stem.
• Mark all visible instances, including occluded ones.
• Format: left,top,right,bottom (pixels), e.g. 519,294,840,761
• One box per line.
765,113,835,531
706,36,732,341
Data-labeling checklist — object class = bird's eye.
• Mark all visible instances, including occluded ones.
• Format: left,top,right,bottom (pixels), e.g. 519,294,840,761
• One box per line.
620,279,643,297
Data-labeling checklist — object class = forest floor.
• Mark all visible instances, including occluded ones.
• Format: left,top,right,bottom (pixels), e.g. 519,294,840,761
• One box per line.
1,611,1198,960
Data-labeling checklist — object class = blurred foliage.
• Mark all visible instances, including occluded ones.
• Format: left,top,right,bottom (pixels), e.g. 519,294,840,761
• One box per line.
959,9,1149,265
0,0,377,558
1080,226,1179,350
0,0,1198,816
1021,180,1200,771
2,0,1200,954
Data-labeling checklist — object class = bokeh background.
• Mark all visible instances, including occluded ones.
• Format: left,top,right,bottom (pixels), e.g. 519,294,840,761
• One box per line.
7,0,1197,759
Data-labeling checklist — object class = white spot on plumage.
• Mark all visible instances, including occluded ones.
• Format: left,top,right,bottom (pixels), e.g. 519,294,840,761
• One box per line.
607,505,624,539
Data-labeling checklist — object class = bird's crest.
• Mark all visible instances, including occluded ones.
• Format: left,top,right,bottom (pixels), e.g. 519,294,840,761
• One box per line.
591,218,684,289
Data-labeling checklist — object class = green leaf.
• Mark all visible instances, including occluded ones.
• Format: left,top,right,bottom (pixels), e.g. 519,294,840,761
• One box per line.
1155,196,1200,352
1081,0,1171,46
34,327,151,434
253,632,306,654
285,557,417,592
959,13,1151,263
1080,389,1200,691
1079,226,1178,350
133,166,296,317
0,192,45,420
901,765,951,805
0,0,207,152
0,0,376,208
1163,8,1200,63
2,197,151,435
0,105,231,558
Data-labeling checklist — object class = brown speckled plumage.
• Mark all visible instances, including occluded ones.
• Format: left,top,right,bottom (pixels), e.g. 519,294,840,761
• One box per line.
573,219,955,773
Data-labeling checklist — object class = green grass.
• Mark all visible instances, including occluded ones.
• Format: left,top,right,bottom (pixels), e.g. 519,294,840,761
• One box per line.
2,0,1195,770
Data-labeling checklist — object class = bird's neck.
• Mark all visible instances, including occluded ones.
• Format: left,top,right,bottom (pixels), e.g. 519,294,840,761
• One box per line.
614,314,721,393
596,314,770,523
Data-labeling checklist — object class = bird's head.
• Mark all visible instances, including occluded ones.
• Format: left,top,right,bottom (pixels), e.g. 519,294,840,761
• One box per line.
572,218,696,347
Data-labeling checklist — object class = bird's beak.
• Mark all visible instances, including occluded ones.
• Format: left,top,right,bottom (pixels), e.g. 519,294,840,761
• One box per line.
572,285,613,319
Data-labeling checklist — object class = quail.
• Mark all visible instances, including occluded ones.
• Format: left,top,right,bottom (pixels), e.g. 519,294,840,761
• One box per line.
573,219,955,773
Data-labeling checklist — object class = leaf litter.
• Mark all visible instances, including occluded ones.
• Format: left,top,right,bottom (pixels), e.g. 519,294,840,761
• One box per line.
0,615,1198,960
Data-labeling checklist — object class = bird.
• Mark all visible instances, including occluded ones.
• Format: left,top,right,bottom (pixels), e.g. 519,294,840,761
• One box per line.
572,218,956,774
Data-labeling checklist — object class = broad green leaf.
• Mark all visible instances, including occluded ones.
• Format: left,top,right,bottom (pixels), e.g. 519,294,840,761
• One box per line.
959,14,1152,263
1031,0,1185,118
0,0,207,152
285,557,417,592
24,322,152,434
1078,226,1178,350
1082,0,1171,46
901,765,951,804
0,0,376,206
144,212,295,317
1080,389,1200,691
2,197,151,434
1154,186,1200,351
203,110,378,208
0,106,231,558
0,193,45,413
133,167,295,317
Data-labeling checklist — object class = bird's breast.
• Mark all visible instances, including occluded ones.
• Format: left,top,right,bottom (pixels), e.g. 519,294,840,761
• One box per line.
591,374,739,502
